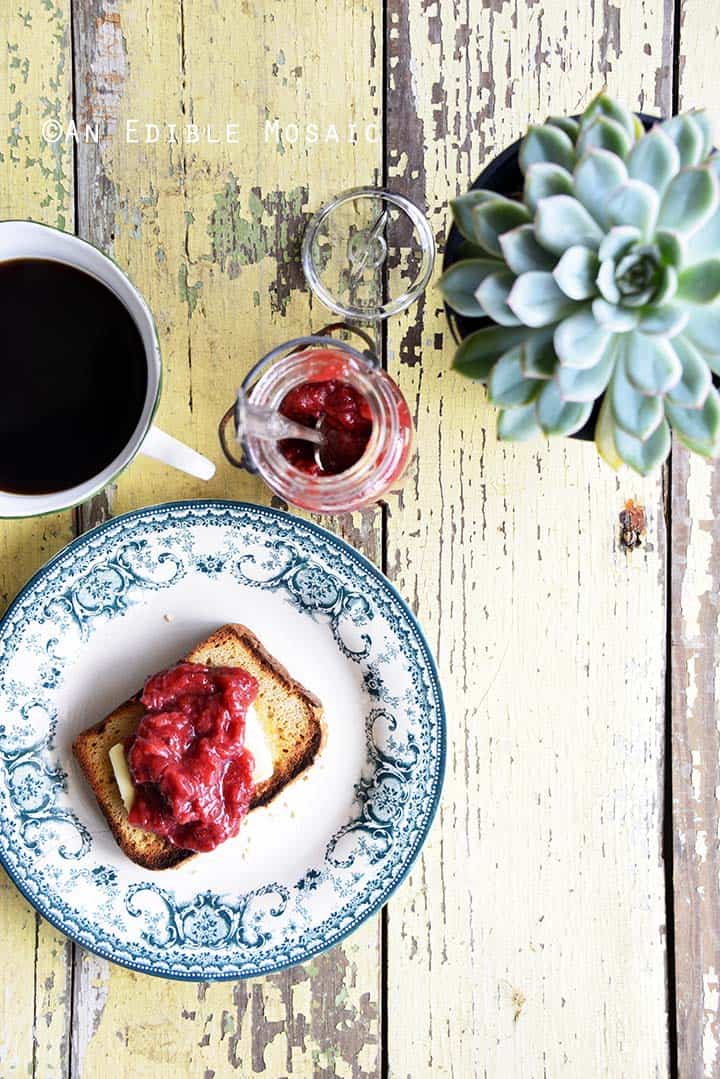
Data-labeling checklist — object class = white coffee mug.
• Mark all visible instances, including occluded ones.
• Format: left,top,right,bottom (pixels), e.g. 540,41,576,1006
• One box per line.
0,220,215,518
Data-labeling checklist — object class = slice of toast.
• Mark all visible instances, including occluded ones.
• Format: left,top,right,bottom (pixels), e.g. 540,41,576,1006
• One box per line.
72,624,325,870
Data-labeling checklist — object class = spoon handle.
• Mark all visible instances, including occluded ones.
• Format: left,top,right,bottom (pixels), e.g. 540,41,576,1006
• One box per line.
236,392,325,446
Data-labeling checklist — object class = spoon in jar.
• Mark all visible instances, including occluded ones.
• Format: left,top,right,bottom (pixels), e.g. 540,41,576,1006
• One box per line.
235,392,350,474
235,392,326,448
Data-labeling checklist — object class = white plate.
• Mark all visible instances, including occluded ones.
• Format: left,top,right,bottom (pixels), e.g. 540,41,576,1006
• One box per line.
0,501,445,979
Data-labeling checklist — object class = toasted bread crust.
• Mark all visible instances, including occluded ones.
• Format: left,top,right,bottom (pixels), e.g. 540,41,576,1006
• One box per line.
212,625,325,811
72,699,191,870
72,624,325,870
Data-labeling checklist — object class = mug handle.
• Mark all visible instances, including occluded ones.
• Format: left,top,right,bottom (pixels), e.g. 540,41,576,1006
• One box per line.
140,424,216,481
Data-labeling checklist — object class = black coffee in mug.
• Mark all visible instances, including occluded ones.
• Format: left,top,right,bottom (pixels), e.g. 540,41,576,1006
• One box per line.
0,258,148,494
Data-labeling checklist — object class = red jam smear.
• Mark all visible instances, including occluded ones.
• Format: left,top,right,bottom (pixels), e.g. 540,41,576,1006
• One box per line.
126,662,258,852
278,379,373,475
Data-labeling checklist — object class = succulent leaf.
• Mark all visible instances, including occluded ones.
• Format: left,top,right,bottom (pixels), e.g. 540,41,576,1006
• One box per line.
655,229,684,266
598,225,642,262
677,259,720,304
649,263,678,307
452,325,531,381
627,126,680,192
606,180,659,236
554,308,610,368
665,337,712,408
546,116,580,141
577,115,632,160
519,125,575,174
665,387,720,450
507,271,575,327
535,195,604,254
521,330,557,379
624,333,682,396
497,402,543,441
595,389,623,469
657,166,718,235
574,150,628,229
556,341,615,402
437,258,501,317
637,303,689,336
689,110,714,158
592,297,639,331
535,380,593,435
685,206,720,264
454,240,490,260
472,199,532,256
596,259,622,303
582,93,636,142
613,420,672,475
524,163,574,212
610,350,664,438
450,189,500,243
684,306,720,358
553,245,600,300
488,347,540,407
659,115,704,167
499,224,557,274
475,270,521,326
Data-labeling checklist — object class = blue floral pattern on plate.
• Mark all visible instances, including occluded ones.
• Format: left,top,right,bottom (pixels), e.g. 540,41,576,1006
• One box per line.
0,501,445,979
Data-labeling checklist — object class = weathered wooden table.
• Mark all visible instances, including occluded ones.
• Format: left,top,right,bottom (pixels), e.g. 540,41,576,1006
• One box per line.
1,1,719,1075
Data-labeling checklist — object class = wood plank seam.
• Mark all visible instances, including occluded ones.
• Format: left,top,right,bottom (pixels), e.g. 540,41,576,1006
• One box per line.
662,449,679,1079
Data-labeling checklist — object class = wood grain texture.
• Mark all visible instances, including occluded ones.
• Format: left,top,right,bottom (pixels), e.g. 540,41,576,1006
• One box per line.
69,0,382,1074
384,1,673,1076
670,445,720,1079
9,1,720,1076
671,7,720,1075
0,3,75,1076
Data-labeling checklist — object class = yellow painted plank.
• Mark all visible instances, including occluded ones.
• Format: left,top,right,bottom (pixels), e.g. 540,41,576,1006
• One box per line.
669,8,720,1074
76,0,384,521
0,2,75,1076
1,0,73,230
385,2,672,1076
72,933,378,1079
71,0,382,1074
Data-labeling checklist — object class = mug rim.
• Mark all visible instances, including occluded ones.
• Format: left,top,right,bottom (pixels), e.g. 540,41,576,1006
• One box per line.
0,220,162,518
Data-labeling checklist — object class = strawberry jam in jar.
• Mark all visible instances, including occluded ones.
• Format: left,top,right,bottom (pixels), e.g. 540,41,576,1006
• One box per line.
219,327,414,513
277,376,374,476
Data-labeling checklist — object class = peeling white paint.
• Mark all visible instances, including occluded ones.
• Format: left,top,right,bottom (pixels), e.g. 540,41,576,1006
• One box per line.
703,968,720,1075
695,829,708,862
692,749,704,803
71,953,109,1076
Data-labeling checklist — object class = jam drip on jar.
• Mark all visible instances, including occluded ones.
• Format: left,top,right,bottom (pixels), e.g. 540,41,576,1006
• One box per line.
126,662,258,852
278,379,372,475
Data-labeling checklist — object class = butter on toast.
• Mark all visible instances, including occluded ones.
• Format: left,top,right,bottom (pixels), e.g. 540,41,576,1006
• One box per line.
72,624,325,870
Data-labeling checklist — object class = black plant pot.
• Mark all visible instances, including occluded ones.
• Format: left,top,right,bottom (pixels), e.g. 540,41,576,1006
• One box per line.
443,113,659,442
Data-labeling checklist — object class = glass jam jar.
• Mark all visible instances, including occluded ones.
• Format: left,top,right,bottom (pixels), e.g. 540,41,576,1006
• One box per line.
219,326,414,514
219,188,435,513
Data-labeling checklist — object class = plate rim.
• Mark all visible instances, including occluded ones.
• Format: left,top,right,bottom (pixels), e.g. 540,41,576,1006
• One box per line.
0,498,446,980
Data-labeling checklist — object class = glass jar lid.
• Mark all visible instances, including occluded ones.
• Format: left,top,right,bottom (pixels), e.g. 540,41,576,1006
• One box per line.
301,187,435,322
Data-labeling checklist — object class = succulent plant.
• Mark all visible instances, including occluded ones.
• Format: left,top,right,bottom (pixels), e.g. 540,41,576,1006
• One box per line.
440,93,720,473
